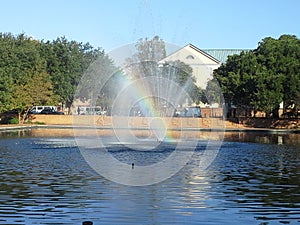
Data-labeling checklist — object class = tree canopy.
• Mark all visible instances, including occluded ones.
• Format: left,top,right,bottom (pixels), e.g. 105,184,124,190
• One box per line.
125,36,203,111
0,32,108,122
0,33,56,121
211,34,300,117
41,36,104,109
1,32,299,121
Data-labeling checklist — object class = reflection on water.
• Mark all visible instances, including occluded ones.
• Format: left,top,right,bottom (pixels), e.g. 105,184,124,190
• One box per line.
1,128,299,145
0,128,299,224
224,131,300,146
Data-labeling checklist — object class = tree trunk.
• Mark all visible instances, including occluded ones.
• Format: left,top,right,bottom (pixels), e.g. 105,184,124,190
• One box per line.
21,108,30,124
265,111,271,118
272,105,280,118
18,112,22,124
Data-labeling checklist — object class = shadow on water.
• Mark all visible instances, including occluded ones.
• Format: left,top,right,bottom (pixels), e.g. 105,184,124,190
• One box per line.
0,128,299,224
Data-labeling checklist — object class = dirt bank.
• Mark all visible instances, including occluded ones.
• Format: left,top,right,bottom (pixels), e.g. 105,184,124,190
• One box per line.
227,117,300,129
27,115,300,130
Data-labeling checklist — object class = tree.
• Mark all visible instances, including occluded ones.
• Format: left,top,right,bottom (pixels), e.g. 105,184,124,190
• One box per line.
205,77,223,106
213,34,300,118
125,36,167,80
251,70,284,117
129,35,166,63
12,69,57,123
160,60,203,105
255,35,300,115
212,51,258,111
0,70,13,112
124,36,202,115
41,37,103,111
0,33,112,120
0,33,59,123
75,50,118,112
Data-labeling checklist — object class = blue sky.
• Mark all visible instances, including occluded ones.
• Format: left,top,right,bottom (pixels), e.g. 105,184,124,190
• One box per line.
1,0,299,52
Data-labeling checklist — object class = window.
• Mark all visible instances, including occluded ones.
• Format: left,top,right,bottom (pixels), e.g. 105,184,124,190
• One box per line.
186,55,194,60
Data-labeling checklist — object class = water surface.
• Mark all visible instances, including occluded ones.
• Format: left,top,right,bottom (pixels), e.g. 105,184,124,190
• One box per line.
0,128,299,224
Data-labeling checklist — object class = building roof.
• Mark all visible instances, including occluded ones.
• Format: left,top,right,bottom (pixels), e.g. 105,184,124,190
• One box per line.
164,44,249,64
202,49,249,63
187,44,221,64
159,44,221,66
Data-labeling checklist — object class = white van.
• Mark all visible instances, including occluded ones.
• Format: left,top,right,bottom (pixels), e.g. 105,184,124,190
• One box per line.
77,106,103,115
30,106,57,114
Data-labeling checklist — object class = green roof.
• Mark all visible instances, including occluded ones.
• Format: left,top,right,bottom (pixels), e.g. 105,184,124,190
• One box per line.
203,49,250,63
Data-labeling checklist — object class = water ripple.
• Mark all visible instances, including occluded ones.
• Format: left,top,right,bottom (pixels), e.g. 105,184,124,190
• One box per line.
0,134,299,224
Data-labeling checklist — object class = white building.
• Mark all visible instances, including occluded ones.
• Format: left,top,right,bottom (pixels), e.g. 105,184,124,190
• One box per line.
160,44,246,89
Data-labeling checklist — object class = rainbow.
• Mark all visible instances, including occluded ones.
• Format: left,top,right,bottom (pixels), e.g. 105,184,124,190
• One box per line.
113,71,182,141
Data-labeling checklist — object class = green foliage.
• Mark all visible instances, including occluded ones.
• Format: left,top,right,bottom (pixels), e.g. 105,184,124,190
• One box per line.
125,36,202,108
0,33,61,123
25,120,45,125
0,32,108,122
160,60,202,105
131,35,166,63
125,36,167,80
205,77,224,105
8,117,19,124
0,71,13,112
252,71,284,116
75,51,118,110
41,37,104,108
212,34,300,117
1,32,299,120
212,51,258,108
256,35,300,112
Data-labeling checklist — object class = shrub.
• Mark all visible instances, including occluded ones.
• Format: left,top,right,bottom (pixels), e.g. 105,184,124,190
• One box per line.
8,118,19,124
25,120,45,125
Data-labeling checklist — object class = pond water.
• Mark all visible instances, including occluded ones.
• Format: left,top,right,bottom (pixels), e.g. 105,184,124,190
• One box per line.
0,128,299,225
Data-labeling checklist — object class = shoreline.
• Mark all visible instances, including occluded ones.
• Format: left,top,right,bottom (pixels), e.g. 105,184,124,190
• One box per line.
0,124,299,134
3,115,295,131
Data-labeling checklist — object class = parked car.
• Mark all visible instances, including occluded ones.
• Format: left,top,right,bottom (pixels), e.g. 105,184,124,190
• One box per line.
77,106,103,115
30,106,58,114
174,106,202,118
40,108,64,115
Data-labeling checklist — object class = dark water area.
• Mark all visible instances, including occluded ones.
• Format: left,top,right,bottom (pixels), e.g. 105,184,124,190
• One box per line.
0,128,299,224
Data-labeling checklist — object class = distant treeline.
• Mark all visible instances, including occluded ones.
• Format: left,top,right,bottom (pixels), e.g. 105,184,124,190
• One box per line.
0,33,299,122
0,32,113,121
